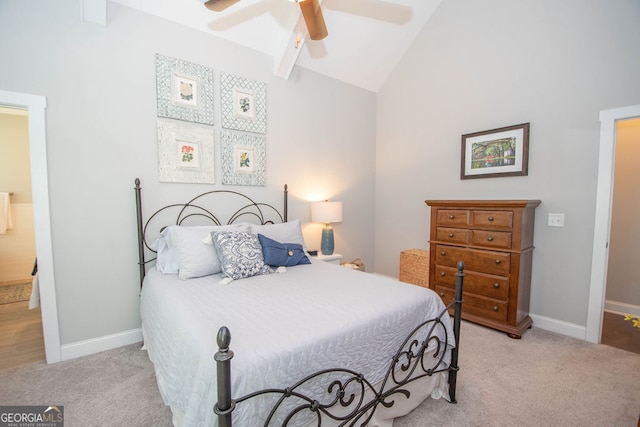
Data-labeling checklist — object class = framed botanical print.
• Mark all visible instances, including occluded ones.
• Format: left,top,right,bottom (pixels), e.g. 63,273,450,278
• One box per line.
220,130,266,186
220,73,267,134
156,54,214,125
157,120,215,183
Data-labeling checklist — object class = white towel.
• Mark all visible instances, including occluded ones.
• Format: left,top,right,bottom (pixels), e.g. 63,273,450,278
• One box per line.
29,273,40,309
0,192,13,234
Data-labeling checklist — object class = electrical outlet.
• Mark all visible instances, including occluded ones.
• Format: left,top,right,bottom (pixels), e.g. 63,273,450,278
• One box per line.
548,213,565,227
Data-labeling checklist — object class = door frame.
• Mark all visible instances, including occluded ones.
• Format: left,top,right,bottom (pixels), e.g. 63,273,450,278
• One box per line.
0,90,61,363
586,103,640,343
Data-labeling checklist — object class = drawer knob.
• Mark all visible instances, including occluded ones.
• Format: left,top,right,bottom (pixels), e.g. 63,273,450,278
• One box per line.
449,232,454,237
440,292,445,297
487,236,494,241
495,259,502,264
449,214,455,219
441,251,446,256
493,306,499,311
440,272,446,276
488,216,494,221
493,283,500,288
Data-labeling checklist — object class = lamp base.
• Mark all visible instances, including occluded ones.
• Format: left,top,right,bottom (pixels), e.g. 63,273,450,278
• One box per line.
320,225,334,255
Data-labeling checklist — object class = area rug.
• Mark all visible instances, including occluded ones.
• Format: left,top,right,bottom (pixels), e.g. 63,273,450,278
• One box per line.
0,280,32,304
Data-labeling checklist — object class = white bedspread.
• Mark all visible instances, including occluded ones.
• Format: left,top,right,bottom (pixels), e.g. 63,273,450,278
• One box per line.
140,260,455,426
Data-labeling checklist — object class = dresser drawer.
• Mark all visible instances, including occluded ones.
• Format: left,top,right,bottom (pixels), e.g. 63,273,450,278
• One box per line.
435,227,469,244
433,265,509,300
436,286,508,322
436,209,469,226
470,229,512,249
472,210,513,229
435,244,510,276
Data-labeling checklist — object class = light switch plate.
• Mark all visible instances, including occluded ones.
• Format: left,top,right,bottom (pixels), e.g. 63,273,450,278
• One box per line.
548,213,565,227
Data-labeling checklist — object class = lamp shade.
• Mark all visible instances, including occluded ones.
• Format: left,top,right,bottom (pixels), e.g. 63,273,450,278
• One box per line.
311,201,343,224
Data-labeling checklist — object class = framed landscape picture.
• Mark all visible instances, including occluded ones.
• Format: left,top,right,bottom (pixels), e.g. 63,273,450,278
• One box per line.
461,123,530,179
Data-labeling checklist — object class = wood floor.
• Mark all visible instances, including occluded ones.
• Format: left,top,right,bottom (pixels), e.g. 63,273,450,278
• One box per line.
0,300,45,369
601,311,640,355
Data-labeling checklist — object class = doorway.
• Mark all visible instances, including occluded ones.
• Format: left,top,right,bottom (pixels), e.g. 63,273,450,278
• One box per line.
0,107,44,368
0,90,60,363
587,104,640,344
599,117,640,353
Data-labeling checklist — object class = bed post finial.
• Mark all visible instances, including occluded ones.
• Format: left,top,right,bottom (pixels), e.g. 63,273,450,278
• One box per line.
215,326,235,427
217,326,231,350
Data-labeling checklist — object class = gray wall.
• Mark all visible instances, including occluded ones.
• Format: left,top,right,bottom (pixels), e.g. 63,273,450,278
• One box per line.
606,118,640,306
0,0,376,345
375,0,640,327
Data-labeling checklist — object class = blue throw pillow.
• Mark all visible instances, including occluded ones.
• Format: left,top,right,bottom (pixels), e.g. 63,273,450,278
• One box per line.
257,234,311,267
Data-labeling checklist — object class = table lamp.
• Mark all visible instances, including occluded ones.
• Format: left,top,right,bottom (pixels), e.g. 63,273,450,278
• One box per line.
311,201,343,255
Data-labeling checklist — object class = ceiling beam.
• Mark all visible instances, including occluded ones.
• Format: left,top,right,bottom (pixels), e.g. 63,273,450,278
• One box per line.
273,29,307,80
273,6,311,80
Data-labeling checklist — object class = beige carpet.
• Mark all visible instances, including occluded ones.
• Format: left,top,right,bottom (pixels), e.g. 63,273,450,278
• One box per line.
0,321,638,426
0,280,32,304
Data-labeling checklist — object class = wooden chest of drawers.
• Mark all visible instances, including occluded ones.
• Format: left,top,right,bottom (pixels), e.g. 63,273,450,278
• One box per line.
425,200,540,338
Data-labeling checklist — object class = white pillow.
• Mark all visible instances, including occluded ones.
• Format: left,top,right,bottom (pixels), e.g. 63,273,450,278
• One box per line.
156,224,250,279
154,227,179,274
250,219,307,252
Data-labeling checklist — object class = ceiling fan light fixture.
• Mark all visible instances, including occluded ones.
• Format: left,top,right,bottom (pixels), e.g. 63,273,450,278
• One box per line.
204,0,241,12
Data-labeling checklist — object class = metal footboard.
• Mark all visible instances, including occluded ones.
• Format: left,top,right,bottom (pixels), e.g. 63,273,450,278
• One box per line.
214,261,465,426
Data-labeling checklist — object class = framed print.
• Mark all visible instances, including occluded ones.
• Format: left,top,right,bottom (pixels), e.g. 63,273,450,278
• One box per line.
177,141,200,169
461,123,530,179
221,130,266,186
220,73,267,134
172,74,199,108
233,87,256,121
156,54,214,125
157,120,215,183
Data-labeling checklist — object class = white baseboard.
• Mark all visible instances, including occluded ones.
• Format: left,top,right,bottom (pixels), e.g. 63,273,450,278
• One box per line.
604,300,640,317
60,328,143,361
529,314,587,340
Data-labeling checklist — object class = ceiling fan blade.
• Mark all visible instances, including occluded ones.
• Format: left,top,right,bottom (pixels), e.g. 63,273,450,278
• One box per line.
204,0,241,13
299,0,328,41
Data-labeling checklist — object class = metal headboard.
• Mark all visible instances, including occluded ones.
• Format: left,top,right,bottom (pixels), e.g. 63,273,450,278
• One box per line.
134,178,288,288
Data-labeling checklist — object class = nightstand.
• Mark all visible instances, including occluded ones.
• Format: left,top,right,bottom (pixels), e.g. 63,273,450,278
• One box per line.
311,253,343,265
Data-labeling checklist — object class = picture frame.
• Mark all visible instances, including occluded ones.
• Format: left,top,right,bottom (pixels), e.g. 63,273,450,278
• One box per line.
156,54,214,125
461,123,530,179
220,130,266,186
220,73,267,134
157,120,215,184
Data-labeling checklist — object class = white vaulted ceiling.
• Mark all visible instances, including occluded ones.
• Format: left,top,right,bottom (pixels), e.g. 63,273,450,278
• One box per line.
110,0,443,92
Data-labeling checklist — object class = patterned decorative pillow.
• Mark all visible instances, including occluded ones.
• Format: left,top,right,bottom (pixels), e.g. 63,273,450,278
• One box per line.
212,231,274,281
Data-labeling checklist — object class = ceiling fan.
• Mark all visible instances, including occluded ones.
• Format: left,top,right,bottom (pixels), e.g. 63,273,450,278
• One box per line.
204,0,328,41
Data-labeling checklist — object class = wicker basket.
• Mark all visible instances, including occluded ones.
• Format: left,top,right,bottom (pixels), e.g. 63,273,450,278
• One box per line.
342,258,366,272
399,249,430,288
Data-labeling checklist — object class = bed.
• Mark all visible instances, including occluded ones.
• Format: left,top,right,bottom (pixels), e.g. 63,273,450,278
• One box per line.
134,179,464,426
